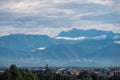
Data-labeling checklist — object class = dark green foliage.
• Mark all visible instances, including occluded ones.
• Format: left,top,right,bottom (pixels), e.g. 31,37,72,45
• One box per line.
0,64,37,80
77,71,92,80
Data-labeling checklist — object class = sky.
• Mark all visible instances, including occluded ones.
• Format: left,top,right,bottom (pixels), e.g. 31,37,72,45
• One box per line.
0,0,120,37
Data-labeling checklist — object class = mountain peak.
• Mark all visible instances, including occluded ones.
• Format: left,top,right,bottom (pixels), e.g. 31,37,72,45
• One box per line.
58,28,114,38
71,28,80,31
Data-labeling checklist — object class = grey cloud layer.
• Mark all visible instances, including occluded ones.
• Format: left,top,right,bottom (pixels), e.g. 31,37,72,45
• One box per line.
0,0,120,36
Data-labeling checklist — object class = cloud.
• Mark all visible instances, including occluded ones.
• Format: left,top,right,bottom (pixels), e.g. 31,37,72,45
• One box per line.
0,26,72,37
87,0,113,5
0,0,113,15
112,0,120,14
55,35,106,40
0,22,119,37
52,0,113,5
114,41,120,44
0,0,51,15
0,26,15,36
32,47,46,52
90,35,107,40
0,0,120,36
72,20,120,33
72,11,111,20
55,36,86,40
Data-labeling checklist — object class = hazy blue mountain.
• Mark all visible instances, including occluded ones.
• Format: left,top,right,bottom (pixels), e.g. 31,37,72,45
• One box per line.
32,39,120,66
0,46,31,58
58,28,120,39
33,40,110,58
93,43,120,61
0,28,120,66
0,34,58,52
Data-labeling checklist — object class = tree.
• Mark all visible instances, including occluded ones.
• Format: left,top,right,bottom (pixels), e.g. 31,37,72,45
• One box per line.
9,64,23,80
77,71,92,80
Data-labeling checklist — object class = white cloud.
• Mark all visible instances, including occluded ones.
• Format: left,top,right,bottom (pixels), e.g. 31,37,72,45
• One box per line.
0,21,120,37
0,26,15,36
0,26,72,37
52,0,87,4
55,35,107,40
37,47,46,50
0,0,115,18
72,11,111,20
0,0,120,36
88,0,113,5
52,0,113,5
114,41,120,44
72,20,120,33
0,0,113,16
91,35,107,40
32,47,46,52
1,16,119,37
55,36,86,40
0,0,53,15
112,0,120,14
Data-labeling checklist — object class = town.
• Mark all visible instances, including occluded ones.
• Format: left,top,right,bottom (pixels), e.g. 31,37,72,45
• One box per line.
0,64,120,80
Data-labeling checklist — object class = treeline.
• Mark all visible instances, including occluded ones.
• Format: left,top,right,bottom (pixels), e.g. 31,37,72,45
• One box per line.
0,64,38,80
0,64,120,80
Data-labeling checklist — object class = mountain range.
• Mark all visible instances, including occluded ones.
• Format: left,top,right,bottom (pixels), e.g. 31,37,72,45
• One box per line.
0,28,120,67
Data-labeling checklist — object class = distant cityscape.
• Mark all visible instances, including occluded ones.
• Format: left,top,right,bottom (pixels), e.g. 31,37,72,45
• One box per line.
0,64,120,80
